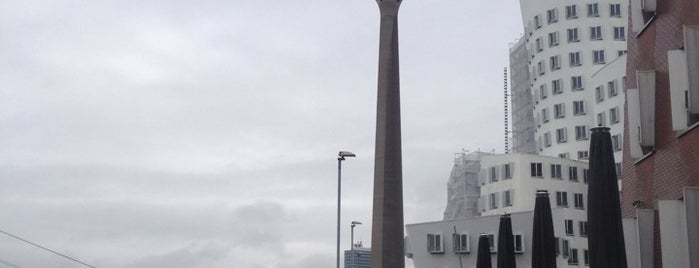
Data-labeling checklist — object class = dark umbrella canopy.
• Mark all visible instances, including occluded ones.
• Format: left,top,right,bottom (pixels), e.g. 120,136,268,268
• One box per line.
531,190,556,268
497,214,516,268
476,234,493,268
587,126,627,268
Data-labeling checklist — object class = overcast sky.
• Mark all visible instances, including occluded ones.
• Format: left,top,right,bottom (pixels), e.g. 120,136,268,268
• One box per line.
0,1,523,267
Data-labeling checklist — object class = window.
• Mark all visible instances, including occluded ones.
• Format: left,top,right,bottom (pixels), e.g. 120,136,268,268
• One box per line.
618,50,627,56
573,100,586,115
550,55,561,70
608,80,618,97
569,248,579,264
540,84,548,99
614,26,626,40
552,79,563,94
590,26,603,40
593,50,606,64
575,125,588,140
556,128,567,143
554,103,565,118
537,60,546,75
548,32,559,47
536,38,543,52
579,221,588,237
558,153,569,159
514,234,525,253
616,163,622,179
427,234,444,253
567,28,580,42
453,233,470,253
610,107,620,124
490,166,498,182
584,249,590,265
556,191,568,206
569,51,582,66
552,165,563,180
610,3,621,17
531,163,543,177
544,132,552,147
597,111,606,126
577,150,589,159
569,167,579,182
571,76,583,90
574,193,584,208
534,15,541,29
490,193,498,209
566,5,577,19
504,190,513,207
583,168,589,183
564,219,574,235
612,134,621,151
487,234,497,253
503,163,512,179
547,8,558,24
541,108,549,123
562,239,570,257
587,3,599,17
555,237,561,256
595,86,605,102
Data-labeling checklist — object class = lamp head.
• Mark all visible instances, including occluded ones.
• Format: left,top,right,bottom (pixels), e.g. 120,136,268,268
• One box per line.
338,151,356,160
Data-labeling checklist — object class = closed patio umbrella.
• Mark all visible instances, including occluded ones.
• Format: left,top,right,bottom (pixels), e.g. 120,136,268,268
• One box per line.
587,126,627,268
531,190,556,268
476,233,493,268
497,214,516,268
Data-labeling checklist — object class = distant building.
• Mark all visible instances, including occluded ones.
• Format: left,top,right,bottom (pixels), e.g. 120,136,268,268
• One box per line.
509,37,537,155
443,151,491,220
344,245,371,268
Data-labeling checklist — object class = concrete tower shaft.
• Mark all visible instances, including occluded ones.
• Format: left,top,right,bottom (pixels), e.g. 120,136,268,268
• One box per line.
371,0,404,268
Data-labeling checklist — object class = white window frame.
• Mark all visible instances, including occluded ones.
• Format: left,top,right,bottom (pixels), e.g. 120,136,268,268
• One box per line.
569,166,579,182
552,79,563,94
548,32,559,47
610,3,622,17
427,233,444,253
554,103,565,118
556,191,568,205
556,128,567,143
564,219,574,235
453,233,470,253
547,8,558,24
550,55,561,70
608,80,618,97
551,164,563,180
571,76,583,90
531,163,543,177
587,3,599,17
610,107,620,124
575,125,588,140
595,86,605,102
542,108,549,123
544,132,552,147
514,234,525,253
614,26,626,40
612,134,622,151
569,248,579,264
504,190,513,207
569,51,581,66
567,28,580,43
577,150,589,159
573,100,586,115
597,111,607,126
566,5,577,19
593,50,606,64
580,221,588,237
590,26,603,40
574,193,584,209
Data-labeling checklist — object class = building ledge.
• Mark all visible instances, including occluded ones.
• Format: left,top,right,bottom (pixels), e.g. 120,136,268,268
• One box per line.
676,121,699,139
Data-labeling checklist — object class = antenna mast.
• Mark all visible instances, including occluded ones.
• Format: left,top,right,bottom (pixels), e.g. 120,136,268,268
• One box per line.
504,67,510,154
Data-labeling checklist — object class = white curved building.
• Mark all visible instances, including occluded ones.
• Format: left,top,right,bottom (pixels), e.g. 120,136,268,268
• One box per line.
520,0,628,161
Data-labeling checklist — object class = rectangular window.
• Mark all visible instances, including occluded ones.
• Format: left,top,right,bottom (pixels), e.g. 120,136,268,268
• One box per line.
577,150,589,159
490,193,498,209
567,28,580,42
514,234,524,253
548,32,559,47
590,26,603,40
587,3,599,17
454,234,470,253
547,8,558,24
575,125,588,140
536,38,543,52
503,164,512,179
593,50,606,64
569,248,579,264
544,132,552,147
541,108,549,122
616,163,622,179
584,249,590,265
608,80,618,97
487,234,497,253
554,103,565,118
580,221,588,237
612,134,622,151
556,128,567,143
610,3,621,17
571,76,583,90
595,86,605,102
557,192,568,206
551,165,563,179
610,107,620,124
574,193,584,208
558,153,569,159
597,111,607,126
569,167,579,182
531,163,543,177
569,51,582,66
573,100,586,115
504,190,513,207
618,50,627,56
427,234,444,253
555,237,561,256
540,84,548,99
564,219,574,235
552,79,563,94
490,166,498,182
583,168,589,183
614,26,626,40
537,60,546,75
566,5,577,19
550,55,561,70
534,15,541,29
562,239,570,257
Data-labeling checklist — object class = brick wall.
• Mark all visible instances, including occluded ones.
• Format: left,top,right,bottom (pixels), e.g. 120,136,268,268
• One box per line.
622,0,699,266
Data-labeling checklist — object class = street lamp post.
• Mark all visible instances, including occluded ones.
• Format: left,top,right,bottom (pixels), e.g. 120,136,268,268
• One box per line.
337,151,355,268
351,221,362,268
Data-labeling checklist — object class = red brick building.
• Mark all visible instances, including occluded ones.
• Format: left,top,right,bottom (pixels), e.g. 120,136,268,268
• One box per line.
622,0,699,267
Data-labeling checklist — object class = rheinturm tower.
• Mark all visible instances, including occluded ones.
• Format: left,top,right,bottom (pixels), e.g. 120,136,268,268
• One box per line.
371,0,404,268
